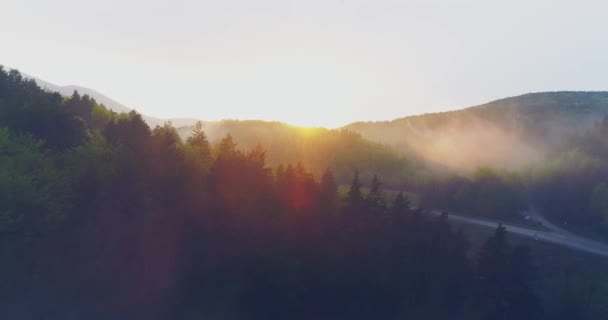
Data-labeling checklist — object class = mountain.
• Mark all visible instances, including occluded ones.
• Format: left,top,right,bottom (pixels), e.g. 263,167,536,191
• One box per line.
20,71,198,128
17,67,608,172
175,92,608,174
24,73,131,114
176,120,418,186
343,92,608,171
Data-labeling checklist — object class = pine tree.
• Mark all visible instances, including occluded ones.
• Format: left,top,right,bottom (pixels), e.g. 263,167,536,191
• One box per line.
320,168,338,211
506,245,541,319
366,174,386,213
247,144,266,168
152,121,181,148
186,121,211,160
218,133,238,157
391,191,410,214
346,168,363,212
477,224,509,320
476,225,542,319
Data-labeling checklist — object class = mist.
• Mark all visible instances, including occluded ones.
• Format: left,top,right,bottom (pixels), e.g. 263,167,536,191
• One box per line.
345,92,608,173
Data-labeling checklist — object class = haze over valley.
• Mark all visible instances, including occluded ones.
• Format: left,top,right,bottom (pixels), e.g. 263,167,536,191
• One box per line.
4,0,608,319
23,70,608,173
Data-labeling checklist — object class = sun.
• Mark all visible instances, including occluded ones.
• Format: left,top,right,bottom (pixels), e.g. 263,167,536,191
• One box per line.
289,125,324,137
232,62,352,128
181,59,354,128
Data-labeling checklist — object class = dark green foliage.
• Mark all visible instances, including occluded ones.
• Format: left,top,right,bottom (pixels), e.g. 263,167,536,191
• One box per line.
477,225,510,318
528,116,608,239
103,110,151,151
320,169,338,211
177,120,420,187
366,174,386,213
0,67,87,149
391,191,411,214
476,226,541,320
0,127,70,239
421,168,527,221
185,121,210,156
346,168,363,212
0,67,592,320
417,114,608,239
152,121,182,148
182,120,212,179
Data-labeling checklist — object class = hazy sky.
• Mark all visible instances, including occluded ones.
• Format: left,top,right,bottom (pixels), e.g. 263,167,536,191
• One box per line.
3,0,608,127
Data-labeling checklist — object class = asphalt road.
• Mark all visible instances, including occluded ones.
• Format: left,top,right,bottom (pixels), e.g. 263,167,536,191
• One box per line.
426,209,608,258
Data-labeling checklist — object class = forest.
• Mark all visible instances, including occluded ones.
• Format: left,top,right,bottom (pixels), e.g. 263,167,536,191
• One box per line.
1,67,607,319
418,117,608,241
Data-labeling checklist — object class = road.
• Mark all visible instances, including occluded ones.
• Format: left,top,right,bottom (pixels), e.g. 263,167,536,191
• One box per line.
426,209,608,258
523,206,578,237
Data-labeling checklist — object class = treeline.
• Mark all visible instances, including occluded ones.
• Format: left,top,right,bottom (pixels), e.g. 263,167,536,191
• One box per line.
527,117,608,239
345,92,608,171
0,67,545,319
176,119,430,189
426,115,608,239
420,168,527,221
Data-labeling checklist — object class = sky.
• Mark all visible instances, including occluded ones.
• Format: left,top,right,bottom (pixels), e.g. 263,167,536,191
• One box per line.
2,0,608,128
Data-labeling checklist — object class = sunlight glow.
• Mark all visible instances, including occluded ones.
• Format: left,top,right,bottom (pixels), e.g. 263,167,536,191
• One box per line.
191,62,354,128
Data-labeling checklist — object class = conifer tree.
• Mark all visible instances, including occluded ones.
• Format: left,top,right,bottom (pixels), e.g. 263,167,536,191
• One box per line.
187,121,211,160
391,191,410,214
346,168,363,212
218,133,238,157
366,174,386,213
477,224,509,320
320,168,338,211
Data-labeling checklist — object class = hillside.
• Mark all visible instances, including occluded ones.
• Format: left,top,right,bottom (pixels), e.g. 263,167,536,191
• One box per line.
3,66,608,320
0,67,555,319
4,67,420,187
19,70,198,128
344,92,608,171
27,74,132,114
177,120,421,187
178,92,608,172
16,67,608,174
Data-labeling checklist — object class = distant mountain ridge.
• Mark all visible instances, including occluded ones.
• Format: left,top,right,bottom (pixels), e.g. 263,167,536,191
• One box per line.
343,92,608,170
20,71,198,128
16,67,608,171
23,72,131,114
